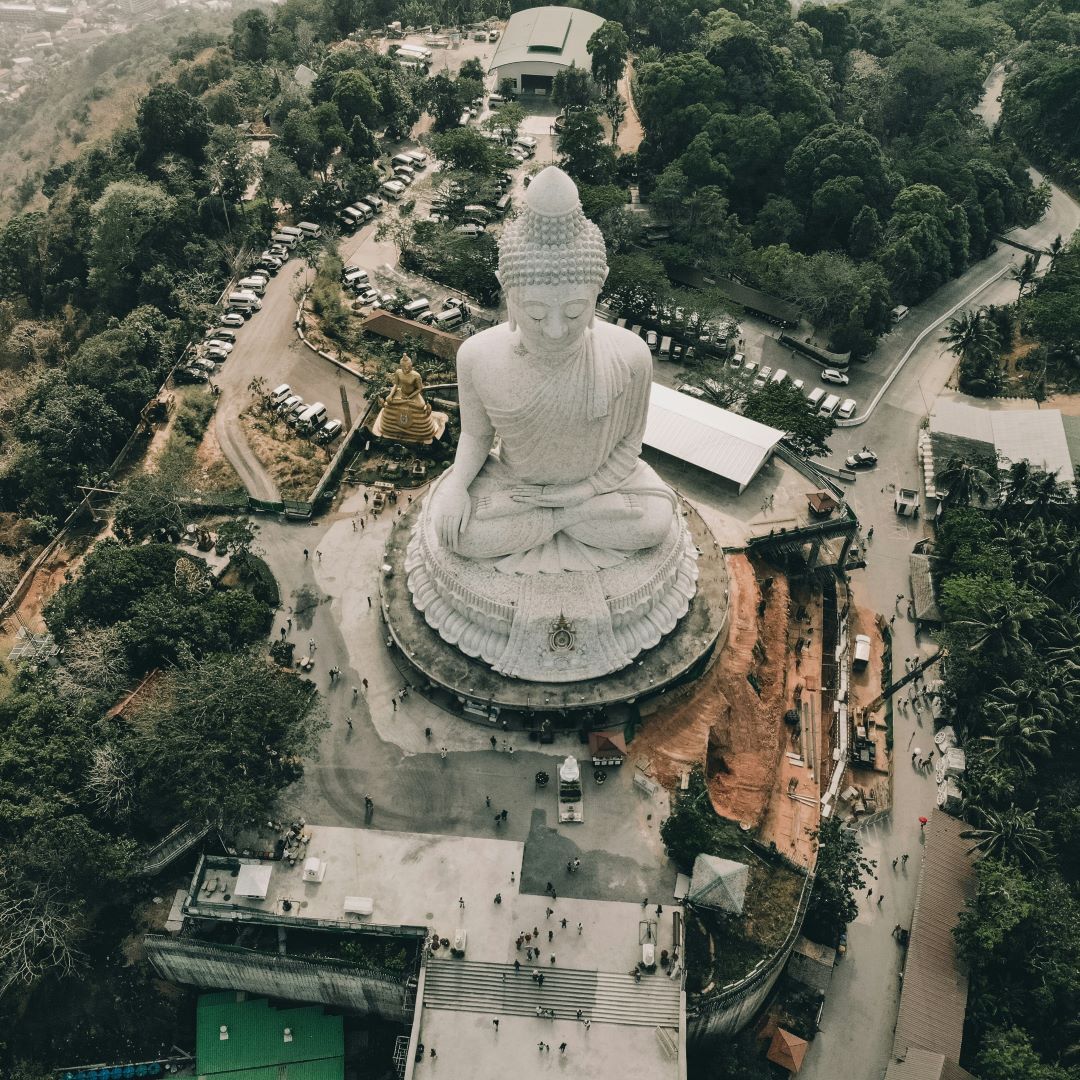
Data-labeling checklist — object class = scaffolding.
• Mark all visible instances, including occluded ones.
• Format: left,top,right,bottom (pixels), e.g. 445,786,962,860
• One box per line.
7,622,59,664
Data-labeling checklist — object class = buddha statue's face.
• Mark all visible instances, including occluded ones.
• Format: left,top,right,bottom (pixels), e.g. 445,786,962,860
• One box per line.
508,283,599,356
401,356,413,373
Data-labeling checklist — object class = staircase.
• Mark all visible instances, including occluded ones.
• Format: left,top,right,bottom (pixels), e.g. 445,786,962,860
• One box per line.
137,820,213,876
423,959,681,1027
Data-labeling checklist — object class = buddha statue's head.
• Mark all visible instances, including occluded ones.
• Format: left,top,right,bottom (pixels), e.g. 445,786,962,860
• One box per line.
497,166,608,357
400,353,414,373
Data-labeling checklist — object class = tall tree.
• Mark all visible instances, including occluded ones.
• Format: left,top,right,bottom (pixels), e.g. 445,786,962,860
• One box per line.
587,21,630,97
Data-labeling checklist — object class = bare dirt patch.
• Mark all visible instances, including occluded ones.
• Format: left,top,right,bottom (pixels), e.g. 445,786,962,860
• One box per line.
631,554,792,829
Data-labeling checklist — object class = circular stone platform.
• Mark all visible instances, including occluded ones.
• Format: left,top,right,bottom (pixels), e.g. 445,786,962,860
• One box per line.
380,498,730,717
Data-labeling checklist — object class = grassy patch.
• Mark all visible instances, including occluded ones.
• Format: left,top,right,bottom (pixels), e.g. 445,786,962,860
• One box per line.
239,406,330,499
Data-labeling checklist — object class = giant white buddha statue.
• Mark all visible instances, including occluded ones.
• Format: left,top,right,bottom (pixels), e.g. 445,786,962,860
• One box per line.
405,167,698,682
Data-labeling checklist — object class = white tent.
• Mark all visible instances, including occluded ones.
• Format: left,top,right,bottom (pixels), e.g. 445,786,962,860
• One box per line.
234,863,273,899
688,854,749,914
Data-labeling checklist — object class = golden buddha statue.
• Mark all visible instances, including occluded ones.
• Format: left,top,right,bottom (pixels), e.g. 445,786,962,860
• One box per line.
371,354,447,444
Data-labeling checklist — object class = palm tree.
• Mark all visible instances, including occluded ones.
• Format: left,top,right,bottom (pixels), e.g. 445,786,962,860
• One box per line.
1047,233,1064,267
953,590,1045,661
979,714,1055,775
961,805,1048,867
985,678,1062,728
1000,460,1036,509
935,454,1000,508
1009,253,1039,299
940,308,999,365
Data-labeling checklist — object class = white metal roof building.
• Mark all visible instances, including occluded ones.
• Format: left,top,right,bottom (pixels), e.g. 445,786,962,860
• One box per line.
644,383,785,493
488,6,605,96
928,398,1075,485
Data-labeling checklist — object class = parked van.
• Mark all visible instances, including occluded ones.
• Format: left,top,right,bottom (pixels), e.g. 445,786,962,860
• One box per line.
392,153,417,169
433,307,464,330
396,43,433,62
227,290,261,313
852,634,872,671
339,208,362,230
277,226,303,240
364,194,384,212
807,387,826,411
890,305,910,324
818,393,841,417
403,297,431,318
349,202,373,221
269,383,291,406
276,393,301,416
406,151,428,169
514,135,537,157
298,221,321,238
496,193,513,216
343,269,369,289
285,399,309,426
463,204,493,223
237,276,266,296
296,402,327,432
380,180,406,199
770,368,787,386
271,231,298,248
659,335,672,357
316,418,343,443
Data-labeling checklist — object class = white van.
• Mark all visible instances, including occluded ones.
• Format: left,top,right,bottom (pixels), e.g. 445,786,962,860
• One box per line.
296,402,327,432
807,387,826,411
237,276,266,296
343,269,369,289
433,307,464,330
853,634,871,670
227,290,261,314
298,221,321,238
269,383,291,406
339,208,363,230
271,231,298,248
276,393,302,416
392,153,417,169
403,297,431,318
818,393,841,417
659,336,672,357
349,202,373,221
316,418,343,443
364,194,385,212
770,368,787,386
277,226,304,240
514,135,537,157
380,180,406,200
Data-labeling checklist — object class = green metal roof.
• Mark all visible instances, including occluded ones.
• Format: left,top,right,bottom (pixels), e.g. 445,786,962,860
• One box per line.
196,994,344,1080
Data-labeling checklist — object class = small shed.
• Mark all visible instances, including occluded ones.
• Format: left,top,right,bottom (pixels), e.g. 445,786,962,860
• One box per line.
806,491,839,518
767,1028,809,1073
588,730,627,765
687,855,749,915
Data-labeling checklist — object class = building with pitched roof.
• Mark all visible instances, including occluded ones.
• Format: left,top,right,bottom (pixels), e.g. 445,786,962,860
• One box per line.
687,855,749,914
488,6,605,96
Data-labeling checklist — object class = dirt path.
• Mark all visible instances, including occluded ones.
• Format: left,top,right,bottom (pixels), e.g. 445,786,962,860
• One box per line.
616,57,644,155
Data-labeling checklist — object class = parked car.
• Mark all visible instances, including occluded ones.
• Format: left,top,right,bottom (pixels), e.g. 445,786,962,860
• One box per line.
845,449,878,469
443,297,471,316
853,634,872,670
455,223,486,238
220,312,246,328
753,365,773,389
821,368,850,386
837,397,857,419
818,393,841,418
644,329,659,352
355,287,379,304
191,356,217,373
269,383,291,406
792,378,804,391
175,366,209,384
204,339,234,355
276,393,302,415
204,345,230,362
207,328,237,344
729,352,745,368
393,166,416,183
316,418,343,443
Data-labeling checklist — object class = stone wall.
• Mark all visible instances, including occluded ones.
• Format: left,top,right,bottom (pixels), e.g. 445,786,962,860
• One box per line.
145,935,409,1020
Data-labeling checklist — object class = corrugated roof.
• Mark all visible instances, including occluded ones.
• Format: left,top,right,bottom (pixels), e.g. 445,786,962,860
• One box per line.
929,400,1075,485
909,553,942,624
884,1047,979,1080
890,811,976,1065
197,995,344,1080
991,409,1074,484
644,383,784,489
489,5,605,73
361,311,462,363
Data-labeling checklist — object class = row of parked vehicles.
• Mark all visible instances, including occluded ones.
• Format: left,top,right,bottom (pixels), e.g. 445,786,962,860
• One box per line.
266,383,343,444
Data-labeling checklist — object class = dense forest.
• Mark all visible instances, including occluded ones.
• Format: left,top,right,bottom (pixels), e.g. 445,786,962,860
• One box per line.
930,460,1080,1080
